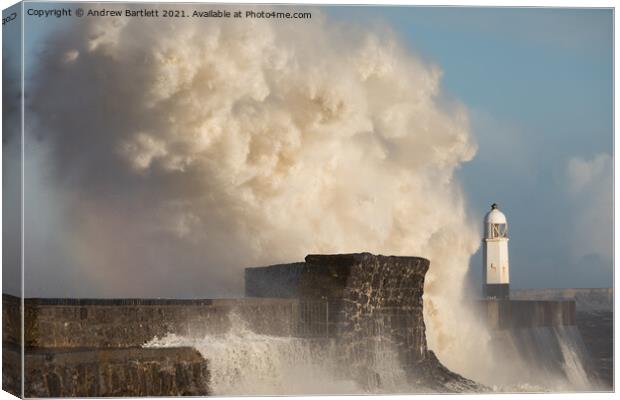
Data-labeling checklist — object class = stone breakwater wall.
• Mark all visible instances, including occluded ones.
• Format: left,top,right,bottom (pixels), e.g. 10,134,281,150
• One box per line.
479,299,576,330
3,345,210,397
510,288,613,312
3,295,306,349
247,254,429,360
3,253,487,396
2,295,311,397
245,253,484,392
478,299,602,388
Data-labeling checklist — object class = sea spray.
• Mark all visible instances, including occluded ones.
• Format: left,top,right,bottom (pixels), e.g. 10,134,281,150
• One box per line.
145,312,411,395
26,7,487,383
244,253,485,393
481,325,594,391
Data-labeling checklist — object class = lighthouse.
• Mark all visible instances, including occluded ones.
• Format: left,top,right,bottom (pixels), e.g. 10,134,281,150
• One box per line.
483,203,510,299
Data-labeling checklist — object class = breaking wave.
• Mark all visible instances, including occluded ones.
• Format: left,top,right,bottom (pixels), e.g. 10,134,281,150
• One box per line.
145,313,412,395
145,311,596,394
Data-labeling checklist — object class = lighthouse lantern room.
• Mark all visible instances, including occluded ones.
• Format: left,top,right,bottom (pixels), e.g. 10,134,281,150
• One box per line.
483,203,510,299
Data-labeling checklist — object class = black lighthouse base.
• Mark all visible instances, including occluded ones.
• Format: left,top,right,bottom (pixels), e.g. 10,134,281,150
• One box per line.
484,284,510,299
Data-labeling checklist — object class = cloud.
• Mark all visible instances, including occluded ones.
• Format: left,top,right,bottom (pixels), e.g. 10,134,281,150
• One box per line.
567,153,612,194
565,153,612,262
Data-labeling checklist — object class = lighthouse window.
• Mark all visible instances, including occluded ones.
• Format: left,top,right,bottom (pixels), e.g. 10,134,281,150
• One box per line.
488,223,508,238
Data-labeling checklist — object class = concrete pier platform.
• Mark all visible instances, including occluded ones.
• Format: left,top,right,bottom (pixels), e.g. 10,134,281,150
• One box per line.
479,299,576,330
477,298,599,388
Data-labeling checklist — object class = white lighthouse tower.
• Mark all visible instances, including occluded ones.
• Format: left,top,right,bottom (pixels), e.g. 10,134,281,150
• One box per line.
483,203,510,299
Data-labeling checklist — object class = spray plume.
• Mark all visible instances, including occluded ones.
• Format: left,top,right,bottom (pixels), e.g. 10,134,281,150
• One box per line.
26,5,492,381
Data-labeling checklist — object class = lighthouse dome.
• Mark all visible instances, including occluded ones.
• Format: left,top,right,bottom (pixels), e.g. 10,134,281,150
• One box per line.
484,203,507,224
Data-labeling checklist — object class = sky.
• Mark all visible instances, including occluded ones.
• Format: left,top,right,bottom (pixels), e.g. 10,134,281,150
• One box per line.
3,4,613,297
363,7,614,289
